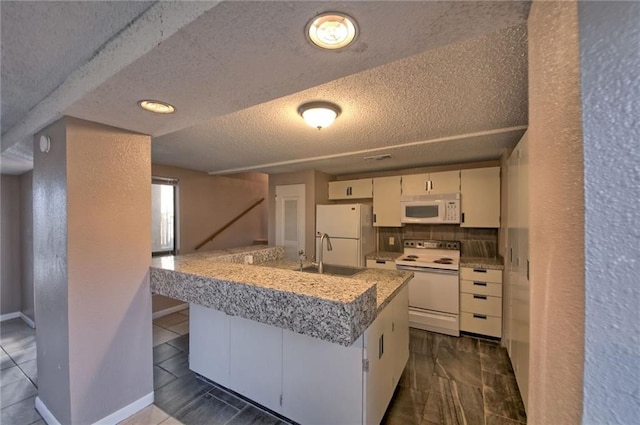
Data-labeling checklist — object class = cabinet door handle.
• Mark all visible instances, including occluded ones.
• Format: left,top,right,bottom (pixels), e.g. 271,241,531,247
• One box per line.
473,281,487,286
461,212,465,223
473,268,487,273
425,180,429,191
473,295,488,300
473,314,488,320
379,334,384,359
376,260,386,264
373,213,377,223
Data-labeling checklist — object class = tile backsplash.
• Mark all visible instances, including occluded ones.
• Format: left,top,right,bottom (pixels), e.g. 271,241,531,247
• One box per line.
378,225,498,258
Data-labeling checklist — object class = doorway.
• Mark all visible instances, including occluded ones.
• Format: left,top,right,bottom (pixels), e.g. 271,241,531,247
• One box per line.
275,184,306,260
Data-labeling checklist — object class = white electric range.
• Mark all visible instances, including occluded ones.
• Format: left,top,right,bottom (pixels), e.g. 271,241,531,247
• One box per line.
395,239,461,336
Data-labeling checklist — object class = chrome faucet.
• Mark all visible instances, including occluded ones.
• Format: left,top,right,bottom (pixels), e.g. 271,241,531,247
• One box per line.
317,233,333,274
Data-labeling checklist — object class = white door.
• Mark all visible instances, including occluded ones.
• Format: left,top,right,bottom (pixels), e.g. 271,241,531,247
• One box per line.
276,184,305,259
316,204,360,238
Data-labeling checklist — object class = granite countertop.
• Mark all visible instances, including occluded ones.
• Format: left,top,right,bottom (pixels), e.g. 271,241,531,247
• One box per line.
365,251,403,262
150,246,412,347
460,256,504,270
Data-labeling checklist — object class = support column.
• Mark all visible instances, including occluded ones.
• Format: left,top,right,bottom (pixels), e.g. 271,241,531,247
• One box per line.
33,117,153,424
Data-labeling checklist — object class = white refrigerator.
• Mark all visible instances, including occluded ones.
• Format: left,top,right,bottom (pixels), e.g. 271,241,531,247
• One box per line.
315,204,376,268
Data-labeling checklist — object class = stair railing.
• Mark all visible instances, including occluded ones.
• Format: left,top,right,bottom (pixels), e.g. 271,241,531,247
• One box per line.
194,198,265,251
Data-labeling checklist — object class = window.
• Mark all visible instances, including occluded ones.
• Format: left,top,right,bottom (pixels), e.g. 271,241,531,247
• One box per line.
152,177,177,256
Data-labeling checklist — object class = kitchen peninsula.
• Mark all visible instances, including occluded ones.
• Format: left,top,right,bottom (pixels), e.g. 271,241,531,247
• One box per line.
150,246,413,425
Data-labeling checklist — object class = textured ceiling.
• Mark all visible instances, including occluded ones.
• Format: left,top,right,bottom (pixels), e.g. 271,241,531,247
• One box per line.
1,1,531,176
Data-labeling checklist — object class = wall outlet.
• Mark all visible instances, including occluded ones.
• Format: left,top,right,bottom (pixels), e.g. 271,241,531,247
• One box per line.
244,255,254,265
389,237,395,246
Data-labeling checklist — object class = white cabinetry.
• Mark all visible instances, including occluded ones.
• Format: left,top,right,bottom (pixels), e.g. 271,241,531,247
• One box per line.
401,170,460,196
189,286,410,425
282,330,363,424
460,167,501,228
229,316,283,412
460,267,503,338
373,176,402,227
504,131,530,409
189,304,230,387
366,258,397,270
329,179,373,200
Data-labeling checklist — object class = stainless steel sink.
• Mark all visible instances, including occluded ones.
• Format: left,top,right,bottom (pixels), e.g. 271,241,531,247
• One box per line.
300,264,364,277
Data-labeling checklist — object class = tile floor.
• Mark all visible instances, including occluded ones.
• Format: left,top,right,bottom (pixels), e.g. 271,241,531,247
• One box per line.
1,313,526,425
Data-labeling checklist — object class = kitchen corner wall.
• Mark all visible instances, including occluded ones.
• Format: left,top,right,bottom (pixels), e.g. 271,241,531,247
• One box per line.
151,164,268,254
378,225,498,258
0,174,21,315
0,171,35,323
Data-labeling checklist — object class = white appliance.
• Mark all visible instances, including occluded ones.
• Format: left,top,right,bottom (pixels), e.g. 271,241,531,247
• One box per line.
315,204,375,268
395,240,461,336
400,193,461,224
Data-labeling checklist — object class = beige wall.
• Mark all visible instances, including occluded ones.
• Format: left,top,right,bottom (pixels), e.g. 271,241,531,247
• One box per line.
152,164,268,254
35,117,153,424
1,174,21,315
20,171,34,322
528,2,585,423
268,170,331,259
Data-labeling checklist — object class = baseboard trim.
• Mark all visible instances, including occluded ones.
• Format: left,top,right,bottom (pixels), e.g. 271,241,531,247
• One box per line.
93,391,154,425
36,392,154,425
20,312,36,328
35,397,62,425
0,311,20,322
0,312,36,328
152,303,188,319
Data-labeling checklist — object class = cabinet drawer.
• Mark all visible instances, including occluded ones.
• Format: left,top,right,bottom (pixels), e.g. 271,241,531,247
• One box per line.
460,312,502,338
460,293,502,317
460,279,502,297
366,259,397,270
460,268,502,283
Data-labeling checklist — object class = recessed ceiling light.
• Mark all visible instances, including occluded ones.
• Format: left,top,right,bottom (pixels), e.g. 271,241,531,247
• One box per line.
138,100,175,114
306,12,358,50
298,102,342,129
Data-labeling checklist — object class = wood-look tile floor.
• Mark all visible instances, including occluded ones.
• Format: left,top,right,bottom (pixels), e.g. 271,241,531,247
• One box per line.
1,316,526,425
382,329,527,425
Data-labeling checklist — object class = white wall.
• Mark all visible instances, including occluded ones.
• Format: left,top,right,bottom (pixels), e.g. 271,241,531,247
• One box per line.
579,2,640,423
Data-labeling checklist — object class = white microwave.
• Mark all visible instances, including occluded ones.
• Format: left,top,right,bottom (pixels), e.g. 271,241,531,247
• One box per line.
400,193,461,224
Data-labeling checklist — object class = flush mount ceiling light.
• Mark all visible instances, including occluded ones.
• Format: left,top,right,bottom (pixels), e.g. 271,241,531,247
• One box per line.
306,12,358,50
137,100,175,114
298,102,342,129
364,154,392,161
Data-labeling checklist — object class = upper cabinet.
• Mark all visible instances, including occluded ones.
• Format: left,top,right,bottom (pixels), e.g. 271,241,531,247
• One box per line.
401,170,460,196
328,178,373,200
460,167,500,228
373,176,402,227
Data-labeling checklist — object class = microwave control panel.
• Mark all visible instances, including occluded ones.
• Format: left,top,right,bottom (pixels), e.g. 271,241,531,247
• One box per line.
445,201,459,222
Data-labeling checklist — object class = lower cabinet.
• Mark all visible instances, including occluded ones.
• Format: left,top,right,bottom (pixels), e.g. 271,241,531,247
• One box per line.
229,317,283,412
282,329,364,424
189,285,410,425
459,267,503,338
189,305,230,387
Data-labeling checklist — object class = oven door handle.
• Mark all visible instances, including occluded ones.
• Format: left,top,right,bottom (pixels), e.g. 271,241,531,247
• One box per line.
395,265,459,275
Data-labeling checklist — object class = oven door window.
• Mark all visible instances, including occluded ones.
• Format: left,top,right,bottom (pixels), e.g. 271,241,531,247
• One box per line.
405,204,439,219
